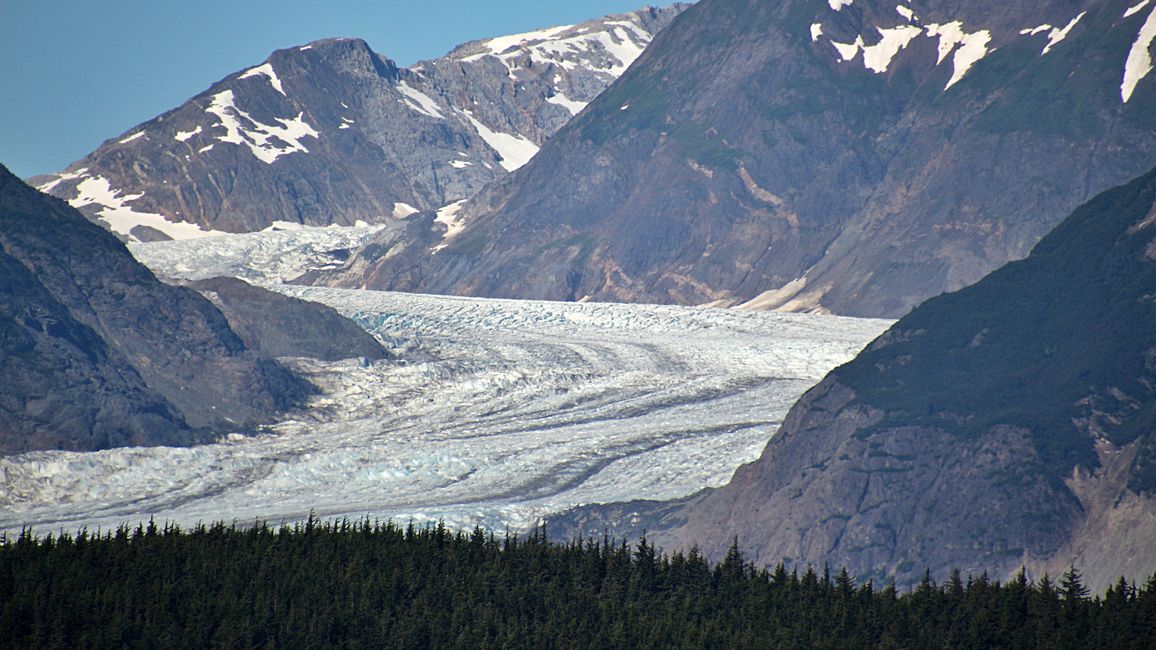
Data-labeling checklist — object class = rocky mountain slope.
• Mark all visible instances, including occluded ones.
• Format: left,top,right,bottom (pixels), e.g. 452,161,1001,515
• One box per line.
29,6,685,240
183,276,388,362
552,165,1156,591
0,165,316,455
331,0,1156,318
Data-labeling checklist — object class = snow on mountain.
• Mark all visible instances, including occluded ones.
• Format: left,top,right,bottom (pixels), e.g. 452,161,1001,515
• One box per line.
31,5,687,239
0,285,890,536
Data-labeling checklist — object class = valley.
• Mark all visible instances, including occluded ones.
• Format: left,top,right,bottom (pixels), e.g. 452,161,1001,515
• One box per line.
0,231,890,536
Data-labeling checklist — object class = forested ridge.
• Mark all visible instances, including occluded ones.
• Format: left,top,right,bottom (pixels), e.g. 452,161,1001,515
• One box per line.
2,518,1153,648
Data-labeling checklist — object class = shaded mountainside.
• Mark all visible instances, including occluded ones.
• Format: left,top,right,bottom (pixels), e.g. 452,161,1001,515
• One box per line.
550,166,1156,591
29,6,686,240
183,277,388,362
330,0,1156,318
0,165,313,455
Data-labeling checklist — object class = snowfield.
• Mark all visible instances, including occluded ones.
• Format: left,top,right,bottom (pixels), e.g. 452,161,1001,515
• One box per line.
1,230,892,537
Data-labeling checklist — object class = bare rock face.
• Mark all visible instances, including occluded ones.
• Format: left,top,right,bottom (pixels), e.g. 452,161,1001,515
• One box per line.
0,165,313,455
552,166,1156,591
332,0,1156,318
29,6,686,239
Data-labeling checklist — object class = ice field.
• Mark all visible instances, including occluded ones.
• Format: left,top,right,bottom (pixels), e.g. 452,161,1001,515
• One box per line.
1,229,892,537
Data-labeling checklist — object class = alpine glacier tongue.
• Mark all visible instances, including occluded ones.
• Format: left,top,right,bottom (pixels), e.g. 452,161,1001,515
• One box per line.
0,284,890,536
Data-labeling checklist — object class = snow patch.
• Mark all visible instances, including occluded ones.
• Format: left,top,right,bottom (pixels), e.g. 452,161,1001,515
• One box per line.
1122,5,1156,102
431,200,468,252
174,125,202,142
392,202,419,219
299,45,313,51
118,132,144,145
70,176,219,241
925,22,992,89
459,18,652,78
1021,13,1086,55
35,167,88,193
546,91,587,115
1127,1,1152,18
896,5,915,21
205,90,319,164
240,62,286,96
830,25,921,73
459,111,539,171
449,160,473,169
396,81,445,119
811,23,824,42
829,0,853,10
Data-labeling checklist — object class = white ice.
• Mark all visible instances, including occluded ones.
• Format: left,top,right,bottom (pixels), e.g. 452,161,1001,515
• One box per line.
206,90,319,164
239,62,286,96
0,284,891,537
459,111,539,171
1122,5,1156,102
396,81,445,119
128,222,390,284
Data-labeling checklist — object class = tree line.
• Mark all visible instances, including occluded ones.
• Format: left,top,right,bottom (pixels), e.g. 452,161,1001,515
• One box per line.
1,517,1153,648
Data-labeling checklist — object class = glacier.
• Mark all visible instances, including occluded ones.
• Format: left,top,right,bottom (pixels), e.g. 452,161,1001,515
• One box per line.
1,228,892,538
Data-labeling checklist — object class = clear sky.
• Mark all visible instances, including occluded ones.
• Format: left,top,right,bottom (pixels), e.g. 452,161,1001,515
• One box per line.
1,0,663,179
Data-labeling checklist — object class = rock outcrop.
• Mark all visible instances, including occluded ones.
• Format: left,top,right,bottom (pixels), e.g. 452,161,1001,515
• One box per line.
0,165,313,454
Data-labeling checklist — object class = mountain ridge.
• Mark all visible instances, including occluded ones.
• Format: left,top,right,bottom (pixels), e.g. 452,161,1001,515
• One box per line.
326,0,1156,318
30,5,687,240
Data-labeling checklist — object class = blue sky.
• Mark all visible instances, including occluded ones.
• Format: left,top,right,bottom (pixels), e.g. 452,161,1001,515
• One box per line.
1,0,660,179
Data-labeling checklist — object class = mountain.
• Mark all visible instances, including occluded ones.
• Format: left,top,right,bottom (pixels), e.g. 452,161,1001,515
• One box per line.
551,165,1156,591
0,165,315,455
328,0,1156,318
183,276,388,362
29,6,686,240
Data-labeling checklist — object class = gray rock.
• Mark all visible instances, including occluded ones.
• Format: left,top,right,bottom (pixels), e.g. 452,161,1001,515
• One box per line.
0,165,314,454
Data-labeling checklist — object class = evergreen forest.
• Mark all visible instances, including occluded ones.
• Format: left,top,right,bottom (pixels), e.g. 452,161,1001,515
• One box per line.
2,518,1154,648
